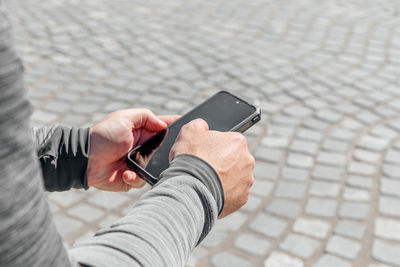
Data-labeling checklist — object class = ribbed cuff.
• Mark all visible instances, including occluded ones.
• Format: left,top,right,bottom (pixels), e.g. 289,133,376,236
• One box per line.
41,127,90,191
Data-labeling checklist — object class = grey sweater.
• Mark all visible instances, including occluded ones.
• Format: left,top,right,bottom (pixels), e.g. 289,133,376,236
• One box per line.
0,2,224,266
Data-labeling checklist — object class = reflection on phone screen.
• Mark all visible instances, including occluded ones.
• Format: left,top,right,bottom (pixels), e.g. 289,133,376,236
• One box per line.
132,128,168,170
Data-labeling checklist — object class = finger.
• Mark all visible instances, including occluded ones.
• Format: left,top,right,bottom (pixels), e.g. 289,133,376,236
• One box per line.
158,115,181,126
126,109,167,132
122,170,146,188
186,118,209,131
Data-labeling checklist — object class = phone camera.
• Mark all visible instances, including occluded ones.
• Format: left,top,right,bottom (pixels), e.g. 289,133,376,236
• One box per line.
235,101,240,104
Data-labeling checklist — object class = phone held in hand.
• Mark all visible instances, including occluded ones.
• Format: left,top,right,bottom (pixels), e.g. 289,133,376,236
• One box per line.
126,91,261,185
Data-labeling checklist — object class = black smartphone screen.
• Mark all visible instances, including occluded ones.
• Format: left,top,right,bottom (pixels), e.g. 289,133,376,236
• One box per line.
128,91,259,183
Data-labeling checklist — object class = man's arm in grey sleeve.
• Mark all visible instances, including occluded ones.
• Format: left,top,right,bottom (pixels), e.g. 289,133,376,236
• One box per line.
69,153,224,267
32,126,90,191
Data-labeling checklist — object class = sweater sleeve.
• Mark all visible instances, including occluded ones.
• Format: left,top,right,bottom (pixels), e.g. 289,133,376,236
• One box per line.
32,126,90,191
69,154,224,267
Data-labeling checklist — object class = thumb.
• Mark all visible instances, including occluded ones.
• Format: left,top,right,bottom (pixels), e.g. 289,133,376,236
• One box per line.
130,109,167,131
188,118,209,131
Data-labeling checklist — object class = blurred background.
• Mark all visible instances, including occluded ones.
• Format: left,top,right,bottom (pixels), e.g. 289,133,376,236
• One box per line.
8,0,400,266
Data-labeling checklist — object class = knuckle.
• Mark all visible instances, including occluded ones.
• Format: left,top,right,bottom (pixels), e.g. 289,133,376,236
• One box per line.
249,155,256,168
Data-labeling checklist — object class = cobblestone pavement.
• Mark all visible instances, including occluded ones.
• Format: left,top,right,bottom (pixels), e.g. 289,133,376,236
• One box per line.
7,0,400,266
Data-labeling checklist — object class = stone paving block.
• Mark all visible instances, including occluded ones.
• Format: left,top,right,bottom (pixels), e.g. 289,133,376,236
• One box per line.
330,128,355,141
380,177,400,197
309,180,340,197
255,147,284,163
266,199,301,219
385,150,400,164
348,162,376,176
280,233,320,259
32,109,58,125
297,129,323,142
326,235,362,259
347,175,373,189
303,118,330,131
305,198,337,218
214,211,248,232
312,254,352,267
201,229,229,248
53,215,83,238
48,190,85,207
378,196,400,217
234,233,270,255
250,180,274,197
334,220,366,240
264,251,304,267
87,191,131,210
293,218,331,239
241,194,262,212
67,203,105,223
210,251,250,267
290,139,319,155
372,239,400,266
317,152,347,166
322,139,349,152
343,187,370,201
274,181,306,200
262,136,290,148
375,217,400,241
382,164,400,179
339,202,369,219
353,149,381,163
357,135,390,151
287,153,314,169
281,166,309,182
316,110,342,122
371,125,398,139
249,213,288,239
312,165,343,181
254,162,280,180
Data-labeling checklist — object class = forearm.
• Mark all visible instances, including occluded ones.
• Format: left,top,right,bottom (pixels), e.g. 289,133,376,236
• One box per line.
33,125,90,191
70,154,223,267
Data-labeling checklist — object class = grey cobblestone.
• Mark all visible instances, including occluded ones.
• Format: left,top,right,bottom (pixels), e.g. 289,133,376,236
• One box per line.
309,181,340,197
249,213,288,239
334,220,366,240
306,198,337,218
67,204,105,223
312,254,352,267
312,165,343,181
274,181,306,200
211,252,250,267
379,196,400,217
264,251,304,267
293,218,331,239
266,199,301,219
373,239,400,266
281,166,309,182
235,233,270,255
326,235,362,259
280,233,320,259
375,217,400,241
250,180,274,197
254,162,280,180
339,202,369,219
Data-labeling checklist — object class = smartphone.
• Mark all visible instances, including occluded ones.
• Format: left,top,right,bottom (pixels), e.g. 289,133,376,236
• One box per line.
126,91,261,185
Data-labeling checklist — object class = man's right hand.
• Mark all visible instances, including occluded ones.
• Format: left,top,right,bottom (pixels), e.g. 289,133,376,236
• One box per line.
169,119,255,218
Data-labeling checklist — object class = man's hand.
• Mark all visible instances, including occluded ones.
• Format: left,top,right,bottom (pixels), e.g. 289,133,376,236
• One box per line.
170,119,255,218
87,109,178,192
